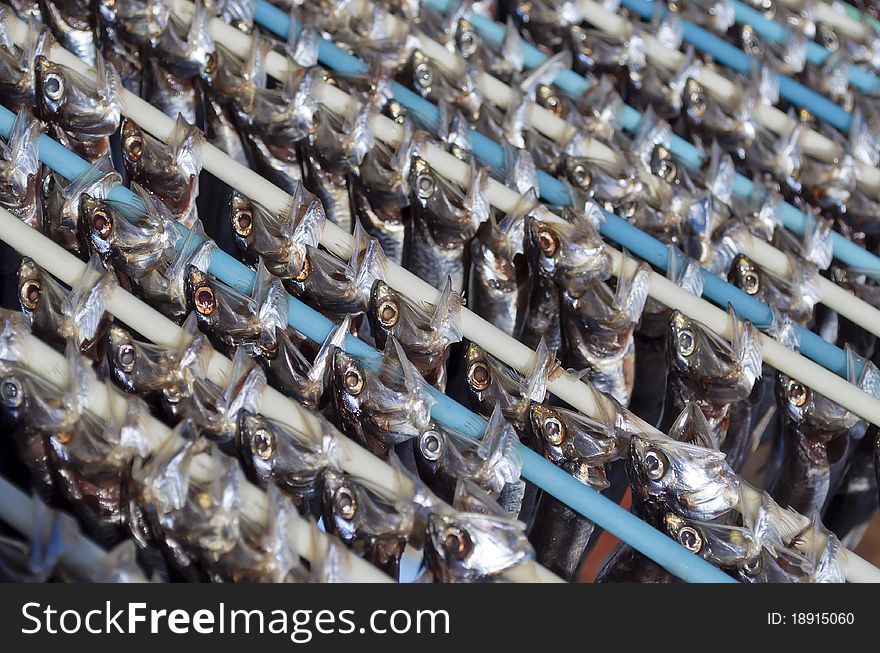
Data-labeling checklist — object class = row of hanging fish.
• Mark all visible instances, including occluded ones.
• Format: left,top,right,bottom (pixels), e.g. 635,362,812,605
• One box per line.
0,0,877,582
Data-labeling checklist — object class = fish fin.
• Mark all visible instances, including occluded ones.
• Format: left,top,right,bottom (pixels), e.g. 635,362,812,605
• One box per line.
728,304,763,390
427,278,463,343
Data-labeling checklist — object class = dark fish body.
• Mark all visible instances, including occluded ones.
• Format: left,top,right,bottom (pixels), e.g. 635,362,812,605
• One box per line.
352,132,411,266
596,542,673,583
824,429,879,547
469,203,528,337
38,0,95,66
770,373,860,517
528,403,626,579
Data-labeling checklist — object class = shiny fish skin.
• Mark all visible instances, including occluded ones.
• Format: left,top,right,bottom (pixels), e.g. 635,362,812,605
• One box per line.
0,108,42,231
770,373,861,517
406,156,485,293
424,482,535,583
37,0,94,66
560,262,649,406
0,13,53,110
468,193,533,337
630,405,741,521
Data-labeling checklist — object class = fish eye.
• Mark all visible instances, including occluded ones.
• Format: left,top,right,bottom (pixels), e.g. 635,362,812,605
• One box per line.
377,300,399,327
294,256,311,282
415,62,433,89
677,525,703,553
91,207,113,238
196,492,212,510
0,377,23,408
232,208,253,237
536,227,559,257
686,79,706,117
343,365,364,395
651,146,677,182
572,164,591,190
124,134,144,162
742,270,760,295
677,329,696,357
42,72,64,101
334,485,357,519
164,382,182,404
115,343,136,373
194,285,216,316
786,379,809,407
19,280,41,310
204,52,218,75
419,430,444,461
543,415,565,445
450,144,468,161
644,447,668,480
251,427,275,460
54,430,74,445
466,361,491,391
458,28,478,58
443,525,472,560
416,173,435,199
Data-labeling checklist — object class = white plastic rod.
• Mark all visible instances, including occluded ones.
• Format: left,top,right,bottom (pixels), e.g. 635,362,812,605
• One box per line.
351,2,880,340
0,475,143,581
0,206,560,584
11,16,878,580
567,0,880,193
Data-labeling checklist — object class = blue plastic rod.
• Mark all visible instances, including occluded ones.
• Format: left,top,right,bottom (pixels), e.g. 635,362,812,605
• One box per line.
0,105,735,583
252,1,859,380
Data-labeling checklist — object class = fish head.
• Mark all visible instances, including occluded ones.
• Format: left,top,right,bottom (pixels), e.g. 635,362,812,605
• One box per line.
320,469,363,545
775,373,858,435
667,311,740,396
0,367,28,427
331,346,367,417
526,213,609,295
415,425,448,478
629,429,740,520
425,510,533,582
17,256,42,316
463,341,496,404
529,403,623,488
